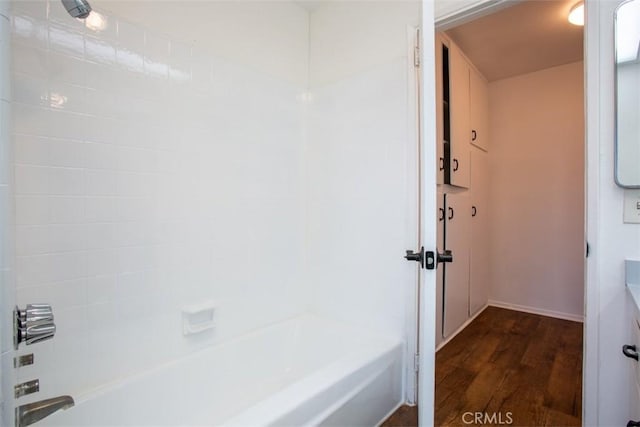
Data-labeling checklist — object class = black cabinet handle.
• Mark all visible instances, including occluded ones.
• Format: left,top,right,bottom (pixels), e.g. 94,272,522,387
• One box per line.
471,130,477,141
627,421,640,427
471,206,477,217
448,207,454,220
623,344,639,361
439,157,445,171
439,208,445,221
452,158,459,171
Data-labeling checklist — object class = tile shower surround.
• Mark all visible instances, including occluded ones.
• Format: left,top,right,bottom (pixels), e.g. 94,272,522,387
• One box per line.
9,0,308,397
5,0,416,409
1,2,12,424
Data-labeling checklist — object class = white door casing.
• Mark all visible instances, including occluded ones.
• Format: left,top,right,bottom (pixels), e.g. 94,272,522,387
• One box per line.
418,1,437,424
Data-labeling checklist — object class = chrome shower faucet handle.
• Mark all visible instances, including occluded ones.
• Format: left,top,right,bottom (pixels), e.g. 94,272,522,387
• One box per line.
14,304,56,350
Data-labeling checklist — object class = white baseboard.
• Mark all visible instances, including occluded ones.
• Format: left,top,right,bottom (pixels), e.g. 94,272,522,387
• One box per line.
435,301,583,352
488,300,584,323
376,400,406,427
435,303,489,352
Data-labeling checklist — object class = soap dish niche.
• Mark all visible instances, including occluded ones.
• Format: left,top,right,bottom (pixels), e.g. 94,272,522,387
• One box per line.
182,301,216,336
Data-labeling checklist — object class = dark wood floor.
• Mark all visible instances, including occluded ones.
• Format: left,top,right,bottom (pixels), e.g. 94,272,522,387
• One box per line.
382,404,418,427
382,307,583,427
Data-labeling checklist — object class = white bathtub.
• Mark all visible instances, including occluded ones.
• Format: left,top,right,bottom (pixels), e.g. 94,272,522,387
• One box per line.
40,315,404,426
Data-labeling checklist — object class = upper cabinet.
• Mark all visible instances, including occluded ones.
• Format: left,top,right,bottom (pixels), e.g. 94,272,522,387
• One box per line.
469,68,489,152
448,42,471,188
436,33,490,189
435,33,446,185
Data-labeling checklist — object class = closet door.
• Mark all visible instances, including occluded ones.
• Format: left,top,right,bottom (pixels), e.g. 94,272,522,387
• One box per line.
449,44,470,188
470,148,490,316
436,190,445,347
470,67,489,152
435,34,446,185
443,192,470,338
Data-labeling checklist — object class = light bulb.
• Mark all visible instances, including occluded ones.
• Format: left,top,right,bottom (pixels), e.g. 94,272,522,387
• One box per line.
568,2,584,26
84,11,107,32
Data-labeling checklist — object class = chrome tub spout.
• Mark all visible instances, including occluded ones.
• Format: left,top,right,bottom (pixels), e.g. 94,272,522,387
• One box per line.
15,395,74,427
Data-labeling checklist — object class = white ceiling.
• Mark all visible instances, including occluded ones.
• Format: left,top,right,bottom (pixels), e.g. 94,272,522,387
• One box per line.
445,0,584,82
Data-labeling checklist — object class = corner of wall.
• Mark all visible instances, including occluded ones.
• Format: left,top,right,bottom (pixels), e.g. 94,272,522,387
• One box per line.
0,2,13,426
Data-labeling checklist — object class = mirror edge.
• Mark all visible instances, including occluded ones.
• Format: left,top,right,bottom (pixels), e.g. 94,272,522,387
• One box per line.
614,0,640,189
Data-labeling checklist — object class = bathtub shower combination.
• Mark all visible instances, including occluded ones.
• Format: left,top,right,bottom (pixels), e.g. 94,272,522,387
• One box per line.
0,0,422,425
44,316,403,426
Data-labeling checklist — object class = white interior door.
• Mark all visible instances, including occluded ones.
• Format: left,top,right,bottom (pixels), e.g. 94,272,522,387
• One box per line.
418,2,438,425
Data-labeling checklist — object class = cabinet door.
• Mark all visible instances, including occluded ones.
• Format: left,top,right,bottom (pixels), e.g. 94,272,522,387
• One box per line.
443,192,470,338
470,68,489,152
449,44,470,188
469,148,490,316
435,34,446,185
632,316,640,422
436,190,445,347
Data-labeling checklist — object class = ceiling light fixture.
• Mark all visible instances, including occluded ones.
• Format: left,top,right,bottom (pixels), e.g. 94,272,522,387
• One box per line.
568,1,584,26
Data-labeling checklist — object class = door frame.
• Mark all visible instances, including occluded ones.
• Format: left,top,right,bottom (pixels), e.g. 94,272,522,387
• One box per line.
420,0,595,425
417,2,437,425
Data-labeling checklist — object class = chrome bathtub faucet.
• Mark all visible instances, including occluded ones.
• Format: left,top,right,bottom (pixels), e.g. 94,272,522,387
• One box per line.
15,395,75,427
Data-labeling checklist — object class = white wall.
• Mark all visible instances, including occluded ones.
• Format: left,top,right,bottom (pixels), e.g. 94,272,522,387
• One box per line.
0,0,13,424
306,1,420,339
584,0,640,425
487,61,585,320
8,0,309,407
99,1,309,87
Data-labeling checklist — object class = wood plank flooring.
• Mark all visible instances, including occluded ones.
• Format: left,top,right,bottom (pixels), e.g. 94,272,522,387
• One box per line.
382,307,583,427
382,405,418,427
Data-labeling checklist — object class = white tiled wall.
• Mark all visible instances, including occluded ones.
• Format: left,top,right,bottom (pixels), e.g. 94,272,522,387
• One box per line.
10,0,309,401
5,0,422,417
0,0,13,424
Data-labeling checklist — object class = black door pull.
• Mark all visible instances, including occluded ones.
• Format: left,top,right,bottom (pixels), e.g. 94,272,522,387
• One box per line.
623,344,639,361
448,207,454,220
452,158,459,171
439,208,445,221
471,130,477,141
471,206,477,217
439,157,445,171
